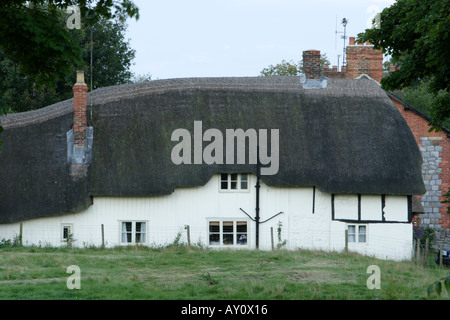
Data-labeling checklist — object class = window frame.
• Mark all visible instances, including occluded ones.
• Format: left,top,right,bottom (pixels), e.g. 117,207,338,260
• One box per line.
207,219,249,247
219,173,250,192
120,221,148,245
61,224,73,242
347,224,367,243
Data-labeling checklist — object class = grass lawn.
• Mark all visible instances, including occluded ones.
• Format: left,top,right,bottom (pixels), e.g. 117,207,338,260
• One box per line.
0,245,448,300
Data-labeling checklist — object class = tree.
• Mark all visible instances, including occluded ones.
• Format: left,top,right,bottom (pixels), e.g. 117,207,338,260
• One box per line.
0,1,139,90
260,59,299,77
357,0,450,132
0,18,136,113
260,54,330,76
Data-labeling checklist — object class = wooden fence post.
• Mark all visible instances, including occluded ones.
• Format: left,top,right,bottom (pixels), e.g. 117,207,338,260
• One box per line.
345,229,348,253
101,224,105,249
416,239,420,263
186,225,191,249
270,227,274,251
19,223,23,247
439,244,443,267
424,237,429,265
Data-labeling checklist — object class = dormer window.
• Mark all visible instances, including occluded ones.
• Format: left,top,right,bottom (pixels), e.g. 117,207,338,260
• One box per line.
220,173,249,191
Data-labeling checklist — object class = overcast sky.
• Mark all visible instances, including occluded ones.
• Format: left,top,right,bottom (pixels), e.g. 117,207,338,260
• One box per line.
125,0,395,80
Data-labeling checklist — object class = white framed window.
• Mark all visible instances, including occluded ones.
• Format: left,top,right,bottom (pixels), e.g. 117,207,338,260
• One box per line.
348,225,367,243
208,220,248,246
61,224,73,242
120,221,147,244
220,173,249,191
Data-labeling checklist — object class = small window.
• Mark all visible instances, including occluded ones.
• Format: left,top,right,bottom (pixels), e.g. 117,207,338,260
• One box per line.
121,221,147,244
348,225,356,243
348,224,367,243
220,174,249,191
358,226,366,243
62,225,72,242
135,222,146,244
208,220,248,246
240,174,248,189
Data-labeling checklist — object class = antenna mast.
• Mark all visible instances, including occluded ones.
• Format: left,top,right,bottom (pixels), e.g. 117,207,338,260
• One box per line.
341,18,348,68
335,17,349,71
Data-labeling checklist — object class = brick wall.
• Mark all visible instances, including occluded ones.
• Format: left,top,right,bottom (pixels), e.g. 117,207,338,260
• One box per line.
389,96,450,235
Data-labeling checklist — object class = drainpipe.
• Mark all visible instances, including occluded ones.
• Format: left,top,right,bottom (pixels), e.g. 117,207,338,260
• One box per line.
240,146,284,249
255,145,261,249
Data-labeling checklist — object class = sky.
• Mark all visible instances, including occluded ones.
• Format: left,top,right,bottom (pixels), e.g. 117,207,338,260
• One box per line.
125,0,396,80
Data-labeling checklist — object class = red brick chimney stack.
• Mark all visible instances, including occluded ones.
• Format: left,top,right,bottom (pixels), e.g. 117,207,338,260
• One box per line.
345,37,383,83
73,70,89,147
303,50,321,79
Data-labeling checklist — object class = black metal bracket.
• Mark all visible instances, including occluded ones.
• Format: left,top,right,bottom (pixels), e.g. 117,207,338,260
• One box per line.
239,208,284,224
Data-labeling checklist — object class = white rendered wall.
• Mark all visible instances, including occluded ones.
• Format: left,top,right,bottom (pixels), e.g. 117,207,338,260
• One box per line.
0,174,412,260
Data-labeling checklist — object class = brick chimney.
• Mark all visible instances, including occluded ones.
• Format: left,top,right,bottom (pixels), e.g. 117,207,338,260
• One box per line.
73,70,89,147
345,37,383,83
302,50,321,79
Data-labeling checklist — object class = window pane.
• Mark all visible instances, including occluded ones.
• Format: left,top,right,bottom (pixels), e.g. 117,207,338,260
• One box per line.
236,221,247,233
221,174,228,189
358,226,366,242
209,222,220,233
348,225,355,243
136,222,146,243
209,233,220,245
222,221,234,233
122,222,132,243
230,174,238,189
237,233,247,245
223,234,233,245
240,174,248,189
63,226,70,239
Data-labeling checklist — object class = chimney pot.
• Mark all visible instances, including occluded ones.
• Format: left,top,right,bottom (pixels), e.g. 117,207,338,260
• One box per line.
76,70,85,84
349,37,355,45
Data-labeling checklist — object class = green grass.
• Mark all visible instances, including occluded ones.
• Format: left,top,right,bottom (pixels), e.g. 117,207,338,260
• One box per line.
0,245,448,300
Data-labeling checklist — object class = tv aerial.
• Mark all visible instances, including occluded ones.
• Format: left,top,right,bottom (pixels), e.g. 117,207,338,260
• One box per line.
335,17,349,69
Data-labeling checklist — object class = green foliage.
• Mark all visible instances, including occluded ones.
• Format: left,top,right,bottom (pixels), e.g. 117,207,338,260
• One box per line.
276,221,287,249
413,226,436,249
358,0,450,132
0,17,136,114
428,275,450,298
0,1,139,89
442,189,450,215
260,59,299,76
260,54,330,76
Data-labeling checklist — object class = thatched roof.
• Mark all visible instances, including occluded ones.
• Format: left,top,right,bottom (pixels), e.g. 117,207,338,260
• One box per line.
0,77,425,223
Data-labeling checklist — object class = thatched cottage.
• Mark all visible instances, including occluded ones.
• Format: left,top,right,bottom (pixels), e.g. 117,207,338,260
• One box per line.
0,50,426,260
